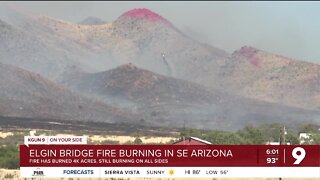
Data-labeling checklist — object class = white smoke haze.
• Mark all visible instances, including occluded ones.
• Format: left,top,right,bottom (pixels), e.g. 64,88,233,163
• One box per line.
3,1,319,63
0,1,320,131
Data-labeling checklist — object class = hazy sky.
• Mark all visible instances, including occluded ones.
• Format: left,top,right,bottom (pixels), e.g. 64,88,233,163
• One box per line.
7,1,320,63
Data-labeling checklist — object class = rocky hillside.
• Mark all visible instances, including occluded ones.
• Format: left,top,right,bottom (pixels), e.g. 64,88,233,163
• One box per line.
0,5,320,130
64,63,221,106
193,46,320,110
0,62,136,123
63,63,320,130
0,7,228,80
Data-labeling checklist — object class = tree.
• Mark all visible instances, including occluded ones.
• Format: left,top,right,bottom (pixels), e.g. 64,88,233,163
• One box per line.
299,123,318,133
179,128,203,140
133,137,143,144
285,131,299,145
133,130,143,144
259,123,282,142
237,125,265,144
299,123,320,144
204,131,249,145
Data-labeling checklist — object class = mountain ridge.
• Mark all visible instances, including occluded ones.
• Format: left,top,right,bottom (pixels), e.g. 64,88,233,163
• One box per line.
0,6,320,130
0,62,137,123
62,63,320,130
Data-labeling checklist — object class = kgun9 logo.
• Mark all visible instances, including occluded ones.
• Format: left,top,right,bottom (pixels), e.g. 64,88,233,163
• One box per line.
292,147,306,165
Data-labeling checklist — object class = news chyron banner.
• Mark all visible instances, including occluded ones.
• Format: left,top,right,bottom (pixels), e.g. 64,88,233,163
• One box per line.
21,136,320,178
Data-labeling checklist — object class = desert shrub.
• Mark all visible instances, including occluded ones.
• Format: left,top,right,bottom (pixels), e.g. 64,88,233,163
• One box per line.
0,145,19,169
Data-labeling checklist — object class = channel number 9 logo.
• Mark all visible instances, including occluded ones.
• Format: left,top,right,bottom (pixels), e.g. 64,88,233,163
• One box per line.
292,147,306,165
